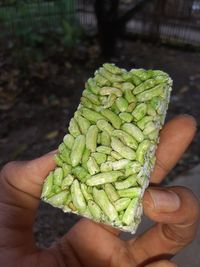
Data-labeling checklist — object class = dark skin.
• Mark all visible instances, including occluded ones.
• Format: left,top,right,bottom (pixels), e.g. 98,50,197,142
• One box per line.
0,115,199,267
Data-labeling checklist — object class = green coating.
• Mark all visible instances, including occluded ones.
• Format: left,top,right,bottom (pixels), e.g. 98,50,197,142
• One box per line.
119,112,133,123
81,108,105,123
100,131,111,146
82,207,92,217
103,63,122,75
137,116,153,130
61,174,74,189
114,198,131,212
122,123,144,143
131,74,142,86
118,187,142,198
42,63,172,233
101,109,122,129
125,161,141,176
87,157,100,175
41,171,53,198
136,139,151,164
115,97,129,112
100,161,113,172
147,103,157,116
74,110,82,119
87,78,100,95
127,102,136,113
76,115,91,135
65,193,72,206
110,151,123,160
54,167,63,186
86,125,99,152
83,90,100,105
122,72,132,82
154,74,169,84
99,67,124,83
104,184,120,202
47,191,68,207
81,184,93,201
100,87,122,97
112,129,138,150
63,134,75,149
103,94,117,108
148,129,159,141
58,143,71,164
88,200,102,220
112,159,130,170
153,70,167,76
111,137,136,160
53,185,61,194
68,118,81,137
86,171,123,186
54,154,64,167
92,103,102,112
119,210,125,220
71,180,87,212
91,152,107,165
72,166,90,182
122,198,139,225
82,148,90,164
132,103,147,121
69,202,77,211
143,121,156,135
107,155,115,162
81,97,93,109
121,82,135,91
59,153,71,165
136,84,165,102
96,119,114,135
124,89,136,103
70,135,86,167
112,82,123,89
132,69,153,81
133,78,156,94
93,188,118,222
96,146,112,154
111,102,120,114
94,73,110,86
115,174,138,190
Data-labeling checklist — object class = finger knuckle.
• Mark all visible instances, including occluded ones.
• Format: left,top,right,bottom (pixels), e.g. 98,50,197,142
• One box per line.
0,161,17,178
162,223,191,247
173,186,200,221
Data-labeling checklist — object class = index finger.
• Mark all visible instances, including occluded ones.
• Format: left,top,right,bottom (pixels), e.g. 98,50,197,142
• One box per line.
150,115,197,184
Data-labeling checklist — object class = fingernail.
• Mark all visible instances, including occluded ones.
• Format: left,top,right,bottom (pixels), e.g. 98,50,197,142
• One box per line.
148,189,181,212
180,114,197,128
47,150,57,155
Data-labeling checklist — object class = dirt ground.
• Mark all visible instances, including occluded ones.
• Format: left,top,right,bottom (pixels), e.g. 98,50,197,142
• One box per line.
0,40,200,247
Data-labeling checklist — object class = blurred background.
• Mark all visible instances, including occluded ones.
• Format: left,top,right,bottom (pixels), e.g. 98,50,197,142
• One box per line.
0,0,200,258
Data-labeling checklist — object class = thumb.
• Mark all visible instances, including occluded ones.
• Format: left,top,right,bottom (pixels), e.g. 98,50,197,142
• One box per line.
127,186,199,265
145,260,178,267
0,152,56,225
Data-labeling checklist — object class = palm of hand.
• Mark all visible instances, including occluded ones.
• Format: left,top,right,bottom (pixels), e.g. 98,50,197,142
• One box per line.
0,116,199,267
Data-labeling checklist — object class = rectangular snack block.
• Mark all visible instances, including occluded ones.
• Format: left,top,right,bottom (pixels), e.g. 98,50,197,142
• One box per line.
41,63,172,233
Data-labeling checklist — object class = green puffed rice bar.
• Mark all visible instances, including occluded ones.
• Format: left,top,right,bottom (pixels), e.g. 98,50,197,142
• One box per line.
41,63,172,233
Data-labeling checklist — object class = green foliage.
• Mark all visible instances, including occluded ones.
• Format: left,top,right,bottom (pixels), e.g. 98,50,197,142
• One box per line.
62,20,84,47
0,0,84,64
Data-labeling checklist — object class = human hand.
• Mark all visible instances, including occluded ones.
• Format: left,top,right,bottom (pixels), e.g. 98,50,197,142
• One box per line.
0,115,199,267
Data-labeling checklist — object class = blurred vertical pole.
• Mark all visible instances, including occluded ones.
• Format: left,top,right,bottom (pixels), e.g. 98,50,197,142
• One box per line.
94,0,119,58
151,0,166,42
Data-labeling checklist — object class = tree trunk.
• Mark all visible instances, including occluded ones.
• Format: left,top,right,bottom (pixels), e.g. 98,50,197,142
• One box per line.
94,0,119,58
